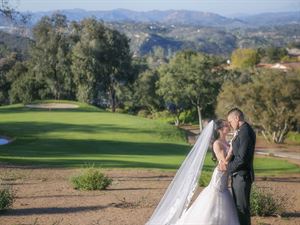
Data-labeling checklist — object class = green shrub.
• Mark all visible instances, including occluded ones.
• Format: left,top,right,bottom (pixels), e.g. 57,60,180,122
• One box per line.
137,109,150,118
0,187,14,210
179,110,197,124
115,108,126,113
152,110,175,123
151,110,171,118
198,171,212,187
281,55,299,63
71,168,113,190
286,132,300,144
250,185,287,216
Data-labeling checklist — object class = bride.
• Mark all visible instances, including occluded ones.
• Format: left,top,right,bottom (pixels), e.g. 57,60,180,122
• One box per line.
175,119,239,225
145,120,240,225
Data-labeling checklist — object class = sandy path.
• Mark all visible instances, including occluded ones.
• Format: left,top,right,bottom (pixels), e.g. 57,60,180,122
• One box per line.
25,103,79,109
0,166,299,225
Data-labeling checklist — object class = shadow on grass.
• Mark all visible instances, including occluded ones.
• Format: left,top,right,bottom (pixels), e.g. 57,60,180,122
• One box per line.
0,138,189,156
0,204,112,216
0,120,190,169
0,119,186,150
0,156,216,171
0,121,172,137
0,119,297,174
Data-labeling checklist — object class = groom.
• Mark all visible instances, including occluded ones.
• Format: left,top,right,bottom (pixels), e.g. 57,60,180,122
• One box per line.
221,108,256,225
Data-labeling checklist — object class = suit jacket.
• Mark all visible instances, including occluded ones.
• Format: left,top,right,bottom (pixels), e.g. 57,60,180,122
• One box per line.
228,122,256,182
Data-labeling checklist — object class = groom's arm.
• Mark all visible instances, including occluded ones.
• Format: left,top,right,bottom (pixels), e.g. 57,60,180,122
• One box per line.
228,128,252,174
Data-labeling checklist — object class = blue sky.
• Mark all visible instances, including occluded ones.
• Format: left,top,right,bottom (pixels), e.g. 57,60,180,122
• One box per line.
18,0,300,15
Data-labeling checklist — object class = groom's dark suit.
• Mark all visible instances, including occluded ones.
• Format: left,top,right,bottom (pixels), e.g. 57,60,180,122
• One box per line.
228,122,256,225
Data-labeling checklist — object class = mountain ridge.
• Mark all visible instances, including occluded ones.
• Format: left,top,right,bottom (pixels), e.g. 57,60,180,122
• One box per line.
21,9,300,27
1,9,299,58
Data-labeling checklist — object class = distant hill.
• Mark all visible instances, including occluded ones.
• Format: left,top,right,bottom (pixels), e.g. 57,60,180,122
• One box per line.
0,9,299,58
236,11,300,26
24,9,300,27
107,22,299,57
26,9,246,27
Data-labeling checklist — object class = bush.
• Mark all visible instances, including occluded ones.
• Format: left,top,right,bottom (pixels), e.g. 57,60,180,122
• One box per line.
250,185,287,216
115,108,126,113
0,187,14,211
286,132,300,144
198,171,212,187
151,110,170,118
71,168,113,190
281,55,299,63
137,109,150,118
152,110,175,123
179,110,197,124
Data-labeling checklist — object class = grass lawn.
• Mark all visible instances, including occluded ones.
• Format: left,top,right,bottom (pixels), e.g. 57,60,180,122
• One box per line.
0,101,299,176
287,131,300,145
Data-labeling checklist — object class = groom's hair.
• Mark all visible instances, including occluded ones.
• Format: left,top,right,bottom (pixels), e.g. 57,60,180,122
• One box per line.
227,107,245,121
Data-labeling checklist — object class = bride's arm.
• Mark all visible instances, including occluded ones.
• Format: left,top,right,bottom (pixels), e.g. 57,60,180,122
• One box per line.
224,145,233,163
213,141,233,164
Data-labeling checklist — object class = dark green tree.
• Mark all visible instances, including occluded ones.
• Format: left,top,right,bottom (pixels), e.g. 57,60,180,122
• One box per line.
134,69,162,113
231,48,260,69
0,51,18,105
157,51,225,130
217,69,300,143
71,19,132,111
8,61,45,104
104,29,132,112
266,47,288,63
30,13,74,100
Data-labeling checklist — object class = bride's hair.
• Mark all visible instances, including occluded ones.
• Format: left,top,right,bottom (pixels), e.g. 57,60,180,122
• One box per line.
211,119,226,162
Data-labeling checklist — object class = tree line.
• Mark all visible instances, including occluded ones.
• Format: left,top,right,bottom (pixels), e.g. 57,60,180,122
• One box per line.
1,14,133,112
0,13,299,143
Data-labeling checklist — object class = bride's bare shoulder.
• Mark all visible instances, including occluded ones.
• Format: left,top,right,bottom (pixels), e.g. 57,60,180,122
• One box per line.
213,140,222,149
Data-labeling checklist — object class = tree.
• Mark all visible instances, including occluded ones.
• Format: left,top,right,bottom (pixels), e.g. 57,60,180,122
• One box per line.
0,0,17,19
115,57,148,112
157,60,189,126
30,14,74,100
71,19,132,111
157,51,225,130
266,47,288,63
0,71,10,105
103,29,133,112
0,51,18,105
216,69,300,143
0,0,30,25
134,69,162,113
231,48,260,69
258,47,289,63
8,61,45,104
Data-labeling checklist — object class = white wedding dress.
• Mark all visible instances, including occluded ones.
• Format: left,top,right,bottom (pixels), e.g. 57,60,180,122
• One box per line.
175,146,240,225
145,122,239,225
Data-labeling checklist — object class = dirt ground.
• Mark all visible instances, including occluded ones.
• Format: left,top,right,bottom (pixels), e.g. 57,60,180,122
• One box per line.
0,165,299,225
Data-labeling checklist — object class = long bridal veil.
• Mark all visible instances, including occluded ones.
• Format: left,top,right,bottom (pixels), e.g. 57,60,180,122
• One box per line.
145,121,214,225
